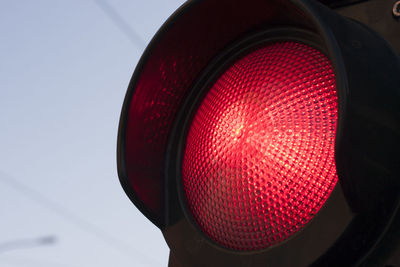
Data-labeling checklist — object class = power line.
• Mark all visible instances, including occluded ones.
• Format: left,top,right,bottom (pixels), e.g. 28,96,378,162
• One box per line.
0,236,56,254
0,171,159,267
94,0,146,49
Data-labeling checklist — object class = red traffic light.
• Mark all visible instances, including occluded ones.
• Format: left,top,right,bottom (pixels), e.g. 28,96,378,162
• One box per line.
182,41,338,251
117,0,400,266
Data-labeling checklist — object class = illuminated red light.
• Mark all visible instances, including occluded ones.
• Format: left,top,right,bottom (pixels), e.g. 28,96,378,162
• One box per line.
181,41,338,250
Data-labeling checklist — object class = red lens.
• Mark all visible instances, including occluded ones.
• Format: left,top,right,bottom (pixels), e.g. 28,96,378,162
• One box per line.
182,41,338,250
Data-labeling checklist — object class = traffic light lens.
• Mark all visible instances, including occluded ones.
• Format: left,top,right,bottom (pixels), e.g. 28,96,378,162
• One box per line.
182,41,339,250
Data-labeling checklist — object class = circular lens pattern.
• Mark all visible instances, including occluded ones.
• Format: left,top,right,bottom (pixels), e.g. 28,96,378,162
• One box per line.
182,41,338,251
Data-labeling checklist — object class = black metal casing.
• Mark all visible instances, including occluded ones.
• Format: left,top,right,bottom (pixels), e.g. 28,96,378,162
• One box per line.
117,0,400,266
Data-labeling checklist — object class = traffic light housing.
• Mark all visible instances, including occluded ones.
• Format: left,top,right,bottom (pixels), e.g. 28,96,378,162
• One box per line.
117,0,400,266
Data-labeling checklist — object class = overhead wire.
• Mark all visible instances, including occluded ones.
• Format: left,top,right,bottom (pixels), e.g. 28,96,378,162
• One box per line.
0,171,159,267
2,1,156,266
0,236,56,254
94,0,146,50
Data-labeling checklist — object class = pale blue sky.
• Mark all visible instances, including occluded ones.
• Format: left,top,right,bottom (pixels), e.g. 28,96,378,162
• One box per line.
0,1,185,266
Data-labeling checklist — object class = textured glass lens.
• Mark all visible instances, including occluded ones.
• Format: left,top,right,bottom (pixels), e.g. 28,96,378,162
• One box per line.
182,41,338,250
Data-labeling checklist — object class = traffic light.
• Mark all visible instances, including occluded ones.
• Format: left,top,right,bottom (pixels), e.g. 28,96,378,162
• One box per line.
117,0,400,266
